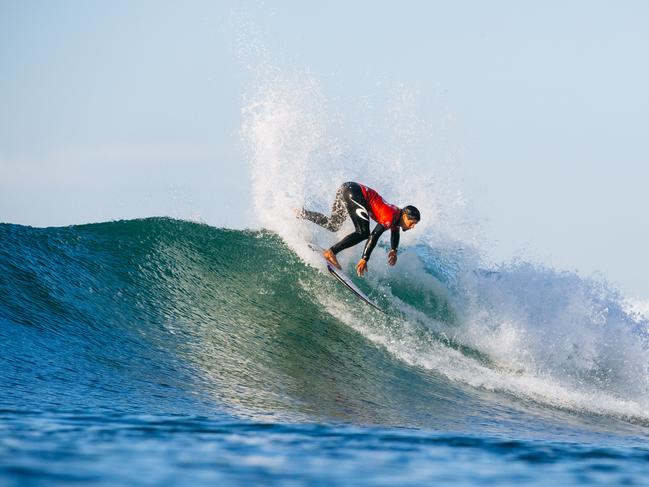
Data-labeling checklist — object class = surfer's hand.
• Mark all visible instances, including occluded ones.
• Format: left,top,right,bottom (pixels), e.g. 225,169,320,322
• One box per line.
388,249,397,266
356,259,368,277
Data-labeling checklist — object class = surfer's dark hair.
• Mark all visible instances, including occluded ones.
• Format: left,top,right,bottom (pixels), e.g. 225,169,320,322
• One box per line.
402,205,420,221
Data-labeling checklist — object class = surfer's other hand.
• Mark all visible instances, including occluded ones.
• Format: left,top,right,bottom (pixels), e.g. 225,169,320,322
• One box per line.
356,259,368,277
388,250,398,266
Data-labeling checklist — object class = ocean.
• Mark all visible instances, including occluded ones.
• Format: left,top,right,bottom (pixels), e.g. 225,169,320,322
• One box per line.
2,217,649,486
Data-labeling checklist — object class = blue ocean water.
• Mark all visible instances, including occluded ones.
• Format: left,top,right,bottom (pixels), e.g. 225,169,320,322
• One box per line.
2,218,649,486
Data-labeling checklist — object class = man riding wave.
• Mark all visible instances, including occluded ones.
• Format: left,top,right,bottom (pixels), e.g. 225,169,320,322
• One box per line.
298,182,420,276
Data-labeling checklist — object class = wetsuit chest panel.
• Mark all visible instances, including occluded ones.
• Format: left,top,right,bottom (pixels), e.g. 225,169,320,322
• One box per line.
360,185,400,229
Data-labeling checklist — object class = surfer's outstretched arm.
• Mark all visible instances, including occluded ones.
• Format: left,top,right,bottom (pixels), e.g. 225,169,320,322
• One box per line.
390,227,400,251
361,224,387,261
355,224,386,276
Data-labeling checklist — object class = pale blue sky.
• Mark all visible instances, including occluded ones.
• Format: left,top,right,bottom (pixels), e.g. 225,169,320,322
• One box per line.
1,1,648,296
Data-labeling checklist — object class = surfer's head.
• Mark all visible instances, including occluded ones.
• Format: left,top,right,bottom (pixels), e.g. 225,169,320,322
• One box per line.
400,206,420,231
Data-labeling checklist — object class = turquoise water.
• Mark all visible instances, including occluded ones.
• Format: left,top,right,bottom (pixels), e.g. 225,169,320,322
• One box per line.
2,218,649,485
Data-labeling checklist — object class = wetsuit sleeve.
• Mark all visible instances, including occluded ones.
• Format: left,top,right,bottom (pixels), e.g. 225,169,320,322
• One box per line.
390,228,400,251
361,224,386,261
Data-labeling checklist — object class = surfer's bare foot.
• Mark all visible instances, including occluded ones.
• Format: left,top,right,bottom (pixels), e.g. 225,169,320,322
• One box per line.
323,249,342,270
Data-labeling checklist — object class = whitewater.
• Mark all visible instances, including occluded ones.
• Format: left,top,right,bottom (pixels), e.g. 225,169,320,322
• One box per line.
2,70,649,486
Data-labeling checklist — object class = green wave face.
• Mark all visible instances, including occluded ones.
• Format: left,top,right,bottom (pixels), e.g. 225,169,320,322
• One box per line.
118,219,473,427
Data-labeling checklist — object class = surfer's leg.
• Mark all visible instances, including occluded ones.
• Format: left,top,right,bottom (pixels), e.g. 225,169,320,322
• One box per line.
326,185,349,231
329,232,367,254
298,185,347,231
299,209,332,228
329,183,370,255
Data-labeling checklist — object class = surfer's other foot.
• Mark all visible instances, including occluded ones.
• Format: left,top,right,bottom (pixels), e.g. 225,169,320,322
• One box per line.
323,249,342,270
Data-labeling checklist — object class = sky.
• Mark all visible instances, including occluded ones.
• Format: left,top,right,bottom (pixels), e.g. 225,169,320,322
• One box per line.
1,1,648,297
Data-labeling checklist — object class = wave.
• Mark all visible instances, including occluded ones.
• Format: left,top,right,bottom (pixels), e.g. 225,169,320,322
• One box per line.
2,218,649,432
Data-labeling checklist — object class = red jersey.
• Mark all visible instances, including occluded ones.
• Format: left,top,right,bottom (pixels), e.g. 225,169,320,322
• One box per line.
359,184,401,230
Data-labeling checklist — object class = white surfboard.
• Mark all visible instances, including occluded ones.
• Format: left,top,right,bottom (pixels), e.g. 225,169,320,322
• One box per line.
309,244,384,313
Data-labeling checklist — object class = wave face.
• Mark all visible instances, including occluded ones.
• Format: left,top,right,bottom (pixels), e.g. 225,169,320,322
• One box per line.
2,218,649,435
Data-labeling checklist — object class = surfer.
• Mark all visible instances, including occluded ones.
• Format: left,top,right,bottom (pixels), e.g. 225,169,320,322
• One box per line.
298,182,420,276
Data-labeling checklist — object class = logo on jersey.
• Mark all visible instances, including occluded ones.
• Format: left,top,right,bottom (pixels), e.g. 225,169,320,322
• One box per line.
350,198,369,221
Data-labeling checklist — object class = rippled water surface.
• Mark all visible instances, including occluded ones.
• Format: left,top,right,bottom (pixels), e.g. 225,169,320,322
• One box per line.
3,411,649,486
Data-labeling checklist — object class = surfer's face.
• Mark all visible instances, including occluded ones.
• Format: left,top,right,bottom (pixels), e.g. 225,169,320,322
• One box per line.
401,214,418,231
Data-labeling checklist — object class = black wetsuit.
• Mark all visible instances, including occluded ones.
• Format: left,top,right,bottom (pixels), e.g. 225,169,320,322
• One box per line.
300,182,400,260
